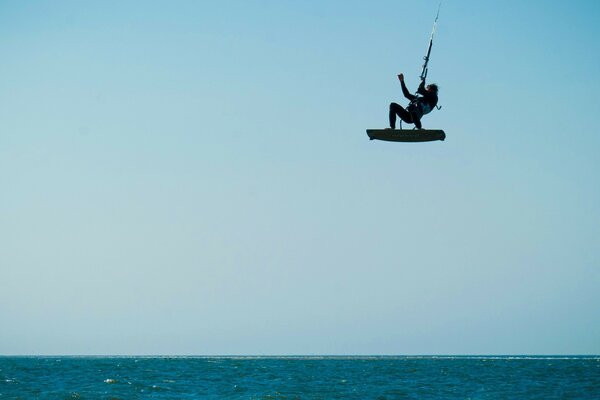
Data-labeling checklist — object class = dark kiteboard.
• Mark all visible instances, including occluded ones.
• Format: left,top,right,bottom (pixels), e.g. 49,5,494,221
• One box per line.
366,129,445,142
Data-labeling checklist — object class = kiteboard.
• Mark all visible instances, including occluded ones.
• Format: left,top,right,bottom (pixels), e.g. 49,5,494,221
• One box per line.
366,129,445,142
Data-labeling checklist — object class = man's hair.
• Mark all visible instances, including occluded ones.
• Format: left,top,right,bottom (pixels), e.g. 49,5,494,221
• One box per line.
428,83,439,93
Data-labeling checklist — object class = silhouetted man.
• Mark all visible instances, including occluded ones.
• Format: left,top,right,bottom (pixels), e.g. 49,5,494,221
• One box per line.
389,73,438,129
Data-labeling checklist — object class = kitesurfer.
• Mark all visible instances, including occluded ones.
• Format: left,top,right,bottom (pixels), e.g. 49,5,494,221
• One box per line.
389,73,438,129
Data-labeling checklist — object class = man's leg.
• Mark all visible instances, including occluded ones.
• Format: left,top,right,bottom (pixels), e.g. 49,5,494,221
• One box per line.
413,115,422,129
389,102,412,129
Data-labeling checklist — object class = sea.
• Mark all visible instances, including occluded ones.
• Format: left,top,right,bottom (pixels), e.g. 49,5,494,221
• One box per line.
1,356,599,399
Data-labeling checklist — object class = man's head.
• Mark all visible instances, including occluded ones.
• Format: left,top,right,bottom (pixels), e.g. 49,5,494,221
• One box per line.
426,84,439,94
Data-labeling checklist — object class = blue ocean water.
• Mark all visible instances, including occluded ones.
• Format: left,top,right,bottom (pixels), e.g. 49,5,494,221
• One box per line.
1,356,599,399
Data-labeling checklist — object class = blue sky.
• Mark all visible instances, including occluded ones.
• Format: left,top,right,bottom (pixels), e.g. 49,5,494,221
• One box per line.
1,0,599,355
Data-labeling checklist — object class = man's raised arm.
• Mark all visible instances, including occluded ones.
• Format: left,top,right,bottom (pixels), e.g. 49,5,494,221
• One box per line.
398,73,416,101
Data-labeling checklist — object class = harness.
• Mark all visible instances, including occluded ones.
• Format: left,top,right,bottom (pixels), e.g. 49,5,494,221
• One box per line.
408,98,433,121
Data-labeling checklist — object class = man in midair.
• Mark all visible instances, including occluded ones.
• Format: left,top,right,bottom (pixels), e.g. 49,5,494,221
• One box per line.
389,73,439,130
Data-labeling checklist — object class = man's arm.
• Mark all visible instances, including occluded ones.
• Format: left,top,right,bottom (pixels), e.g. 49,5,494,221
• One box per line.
398,74,416,101
417,79,438,108
416,80,427,95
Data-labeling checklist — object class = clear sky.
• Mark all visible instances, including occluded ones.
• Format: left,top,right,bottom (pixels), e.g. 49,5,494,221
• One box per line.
1,0,599,355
